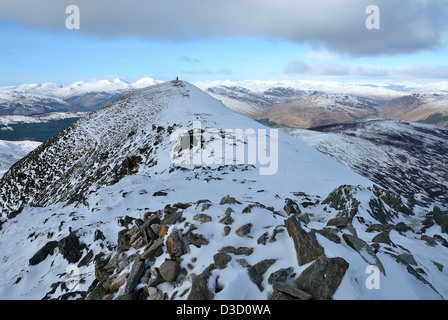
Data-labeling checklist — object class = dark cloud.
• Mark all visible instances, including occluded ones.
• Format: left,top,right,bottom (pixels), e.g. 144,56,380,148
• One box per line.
1,0,447,57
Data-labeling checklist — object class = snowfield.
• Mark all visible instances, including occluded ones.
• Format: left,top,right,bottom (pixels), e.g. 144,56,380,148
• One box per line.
0,81,446,300
0,140,41,177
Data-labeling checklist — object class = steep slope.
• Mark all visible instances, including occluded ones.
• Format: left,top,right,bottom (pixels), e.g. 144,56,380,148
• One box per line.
0,140,41,177
0,81,447,301
283,120,448,203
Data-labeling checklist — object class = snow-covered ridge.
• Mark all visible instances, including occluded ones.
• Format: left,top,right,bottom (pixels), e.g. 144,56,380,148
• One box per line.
0,81,447,301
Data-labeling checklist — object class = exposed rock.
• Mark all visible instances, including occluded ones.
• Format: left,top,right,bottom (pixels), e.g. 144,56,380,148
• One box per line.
108,273,128,293
77,249,94,268
297,213,311,225
257,232,268,245
342,234,385,275
219,195,242,205
269,226,285,243
272,282,312,300
326,216,349,228
421,235,438,246
433,207,448,234
284,198,301,215
372,230,392,246
173,202,192,210
219,246,253,256
146,287,165,300
29,241,59,266
397,253,417,266
309,228,341,245
213,252,232,270
223,226,231,236
295,256,349,300
432,261,444,272
153,191,168,197
187,264,215,300
86,282,108,300
124,255,146,295
141,238,164,259
166,228,185,258
322,185,360,220
219,208,235,225
159,260,181,283
193,214,212,223
94,230,106,242
268,267,294,285
117,230,131,252
433,235,448,247
58,232,85,264
248,259,277,290
115,288,145,300
285,215,324,266
161,210,182,226
235,223,252,237
186,229,209,247
270,290,296,300
395,222,411,233
236,259,251,268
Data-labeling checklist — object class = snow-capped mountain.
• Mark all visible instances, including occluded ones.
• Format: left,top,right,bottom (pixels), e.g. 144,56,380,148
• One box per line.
0,140,41,177
0,77,163,116
283,120,448,203
0,81,447,300
196,80,448,128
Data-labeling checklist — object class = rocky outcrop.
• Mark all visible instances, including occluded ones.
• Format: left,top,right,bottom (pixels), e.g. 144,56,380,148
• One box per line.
285,215,324,266
295,256,349,300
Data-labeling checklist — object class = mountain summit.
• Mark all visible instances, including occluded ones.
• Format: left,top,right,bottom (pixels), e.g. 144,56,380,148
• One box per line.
0,80,447,300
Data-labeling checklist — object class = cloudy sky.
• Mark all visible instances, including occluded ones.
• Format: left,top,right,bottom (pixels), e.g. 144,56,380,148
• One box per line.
1,0,447,85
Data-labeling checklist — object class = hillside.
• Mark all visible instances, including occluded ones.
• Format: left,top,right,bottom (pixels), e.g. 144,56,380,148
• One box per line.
0,81,447,300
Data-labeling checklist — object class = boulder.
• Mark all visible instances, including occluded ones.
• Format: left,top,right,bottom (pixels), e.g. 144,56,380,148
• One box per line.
248,259,277,290
284,198,301,215
295,256,349,300
29,241,59,266
326,216,349,228
187,264,215,300
166,228,185,258
159,260,181,283
219,195,242,205
124,255,146,295
268,267,294,285
285,215,324,266
193,214,212,223
213,252,232,270
58,232,85,264
235,223,252,237
372,230,392,246
342,234,385,275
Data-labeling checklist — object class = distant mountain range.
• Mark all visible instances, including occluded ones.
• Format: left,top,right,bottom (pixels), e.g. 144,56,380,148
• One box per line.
1,79,447,129
0,78,162,116
195,81,448,128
